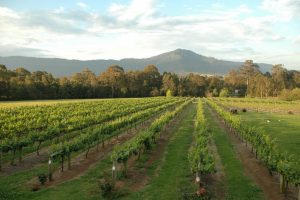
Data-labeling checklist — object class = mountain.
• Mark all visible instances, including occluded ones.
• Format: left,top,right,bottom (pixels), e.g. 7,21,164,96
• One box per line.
0,49,272,76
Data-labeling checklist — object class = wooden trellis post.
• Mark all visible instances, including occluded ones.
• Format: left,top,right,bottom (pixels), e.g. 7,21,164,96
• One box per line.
48,157,53,181
0,149,2,171
112,160,116,188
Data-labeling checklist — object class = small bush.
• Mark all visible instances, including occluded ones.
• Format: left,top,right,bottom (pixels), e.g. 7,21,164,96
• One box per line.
99,178,113,198
279,88,300,101
31,184,40,192
166,89,173,97
242,108,247,112
230,109,238,114
219,88,229,97
288,111,294,115
38,173,47,185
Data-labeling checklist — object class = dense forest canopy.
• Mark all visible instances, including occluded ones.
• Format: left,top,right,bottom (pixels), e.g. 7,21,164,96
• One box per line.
0,61,299,100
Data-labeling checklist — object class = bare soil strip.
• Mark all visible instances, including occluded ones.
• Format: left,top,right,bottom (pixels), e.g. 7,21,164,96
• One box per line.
0,105,175,177
0,146,50,175
117,103,193,192
0,104,175,176
205,138,226,199
26,107,175,188
207,105,291,200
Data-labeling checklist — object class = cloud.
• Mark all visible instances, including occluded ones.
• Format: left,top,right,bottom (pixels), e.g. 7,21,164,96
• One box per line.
0,6,90,35
108,0,157,22
0,1,299,69
261,0,300,21
0,44,49,57
295,36,300,43
0,6,20,18
260,52,300,68
54,6,65,14
77,2,88,9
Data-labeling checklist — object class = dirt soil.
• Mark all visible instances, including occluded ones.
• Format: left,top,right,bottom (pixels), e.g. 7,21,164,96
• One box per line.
0,146,50,175
205,138,226,199
207,105,297,200
0,106,176,176
117,104,193,192
26,107,174,188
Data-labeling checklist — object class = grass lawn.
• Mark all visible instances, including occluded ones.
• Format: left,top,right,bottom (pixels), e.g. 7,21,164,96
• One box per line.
239,111,300,160
124,104,196,200
205,104,263,200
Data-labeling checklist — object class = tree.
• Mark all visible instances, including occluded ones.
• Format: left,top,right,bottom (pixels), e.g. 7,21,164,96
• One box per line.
142,65,161,96
161,73,178,96
207,76,224,93
271,64,289,96
185,73,206,97
224,70,246,96
59,77,72,99
239,60,261,96
126,70,144,97
291,71,300,88
0,65,9,99
99,65,126,98
177,76,188,96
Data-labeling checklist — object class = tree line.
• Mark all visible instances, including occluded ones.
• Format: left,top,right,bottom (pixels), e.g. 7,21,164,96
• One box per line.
0,60,299,100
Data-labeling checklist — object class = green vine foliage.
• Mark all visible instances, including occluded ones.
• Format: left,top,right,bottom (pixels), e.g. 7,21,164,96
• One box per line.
0,98,177,153
206,98,300,186
188,99,215,177
50,98,185,156
111,98,192,165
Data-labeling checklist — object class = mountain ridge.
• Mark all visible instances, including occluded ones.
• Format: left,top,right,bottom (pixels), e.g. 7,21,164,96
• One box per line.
0,49,273,76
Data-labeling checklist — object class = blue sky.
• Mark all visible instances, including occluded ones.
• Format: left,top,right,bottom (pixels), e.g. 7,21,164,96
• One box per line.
0,0,299,69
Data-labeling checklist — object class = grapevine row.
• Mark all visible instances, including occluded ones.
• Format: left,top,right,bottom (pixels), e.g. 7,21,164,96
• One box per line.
0,98,173,139
188,99,214,190
206,98,300,194
0,98,178,168
48,99,185,172
110,98,192,175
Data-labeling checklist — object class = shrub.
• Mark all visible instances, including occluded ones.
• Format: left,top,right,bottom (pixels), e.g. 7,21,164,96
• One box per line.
219,88,229,97
31,184,40,191
166,89,173,97
279,88,300,101
99,178,113,198
230,109,238,114
212,88,219,97
242,108,247,112
38,173,47,185
288,111,294,115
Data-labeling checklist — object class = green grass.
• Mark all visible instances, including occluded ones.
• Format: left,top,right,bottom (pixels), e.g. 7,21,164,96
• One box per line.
0,103,195,200
239,111,300,160
124,104,196,200
205,105,263,200
0,152,113,200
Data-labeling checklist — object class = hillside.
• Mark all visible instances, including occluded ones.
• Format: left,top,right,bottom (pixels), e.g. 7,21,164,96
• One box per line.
0,49,272,76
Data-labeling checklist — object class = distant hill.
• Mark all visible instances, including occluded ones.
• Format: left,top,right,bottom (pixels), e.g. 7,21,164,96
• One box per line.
0,49,272,76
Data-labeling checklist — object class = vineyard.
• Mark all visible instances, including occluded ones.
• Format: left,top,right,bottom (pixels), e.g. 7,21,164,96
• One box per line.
0,97,299,200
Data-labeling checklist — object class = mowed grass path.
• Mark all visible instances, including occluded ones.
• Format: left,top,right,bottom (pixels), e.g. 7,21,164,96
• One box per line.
205,104,263,200
125,104,196,200
239,111,300,160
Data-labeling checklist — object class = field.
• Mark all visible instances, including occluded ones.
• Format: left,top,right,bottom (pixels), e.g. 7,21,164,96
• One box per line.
0,97,299,200
216,98,300,159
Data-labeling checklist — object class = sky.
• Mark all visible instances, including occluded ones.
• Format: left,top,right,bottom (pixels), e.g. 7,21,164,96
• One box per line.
0,0,300,69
